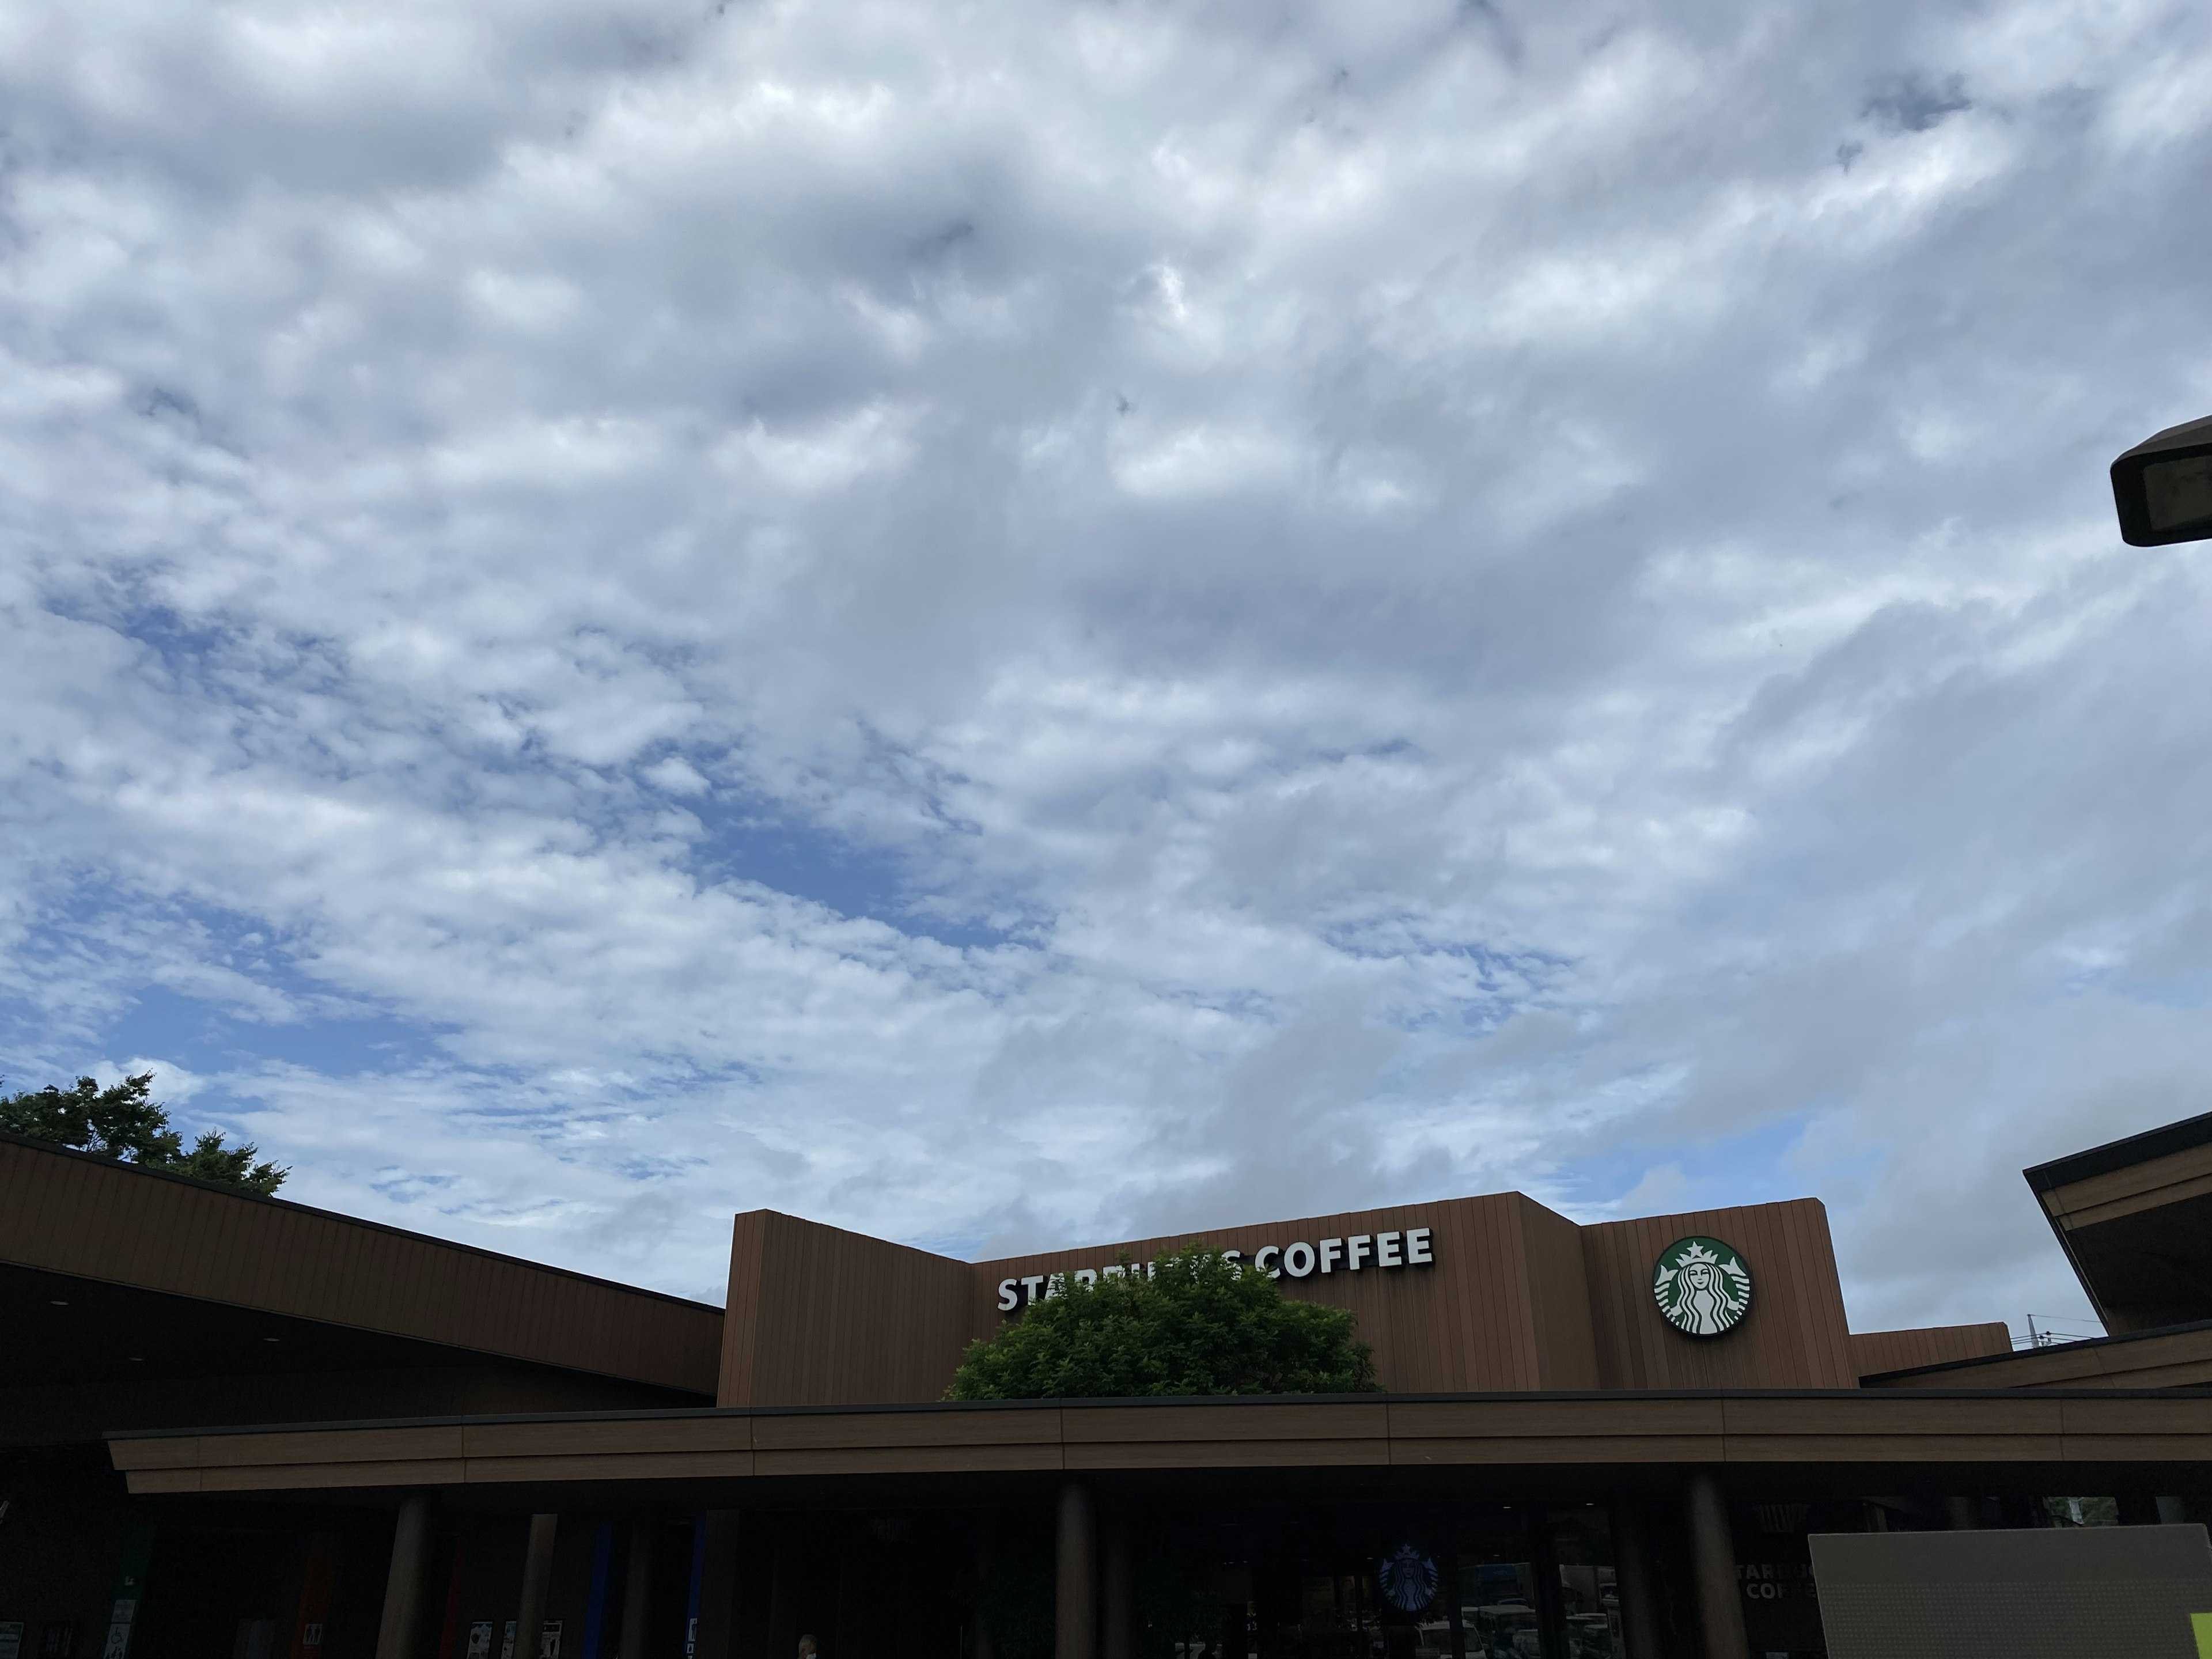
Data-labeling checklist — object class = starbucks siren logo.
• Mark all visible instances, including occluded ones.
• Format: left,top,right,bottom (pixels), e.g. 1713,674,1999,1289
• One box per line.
1378,1544,1438,1612
1653,1236,1752,1336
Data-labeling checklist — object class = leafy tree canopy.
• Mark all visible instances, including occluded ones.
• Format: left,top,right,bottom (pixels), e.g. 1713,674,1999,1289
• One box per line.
0,1073,289,1196
946,1241,1379,1400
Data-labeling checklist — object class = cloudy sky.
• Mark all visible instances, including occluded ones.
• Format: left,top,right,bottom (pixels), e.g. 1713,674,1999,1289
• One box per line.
3,0,2207,1333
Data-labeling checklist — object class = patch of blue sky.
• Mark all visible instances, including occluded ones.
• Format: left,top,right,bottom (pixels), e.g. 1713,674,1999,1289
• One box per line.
0,881,453,1128
1550,1111,1835,1224
108,984,443,1078
674,782,1021,952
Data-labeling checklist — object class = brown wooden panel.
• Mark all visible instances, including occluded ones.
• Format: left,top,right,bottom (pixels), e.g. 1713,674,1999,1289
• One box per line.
1064,1404,1389,1444
108,1435,205,1469
2078,1358,2212,1389
2059,1435,2212,1462
1067,1438,1390,1471
462,1450,756,1483
752,1444,1066,1477
0,1135,723,1393
199,1425,469,1467
1392,1436,1726,1467
2041,1141,2212,1224
1851,1324,2013,1378
753,1409,1063,1450
1581,1199,1855,1391
2056,1396,2212,1434
463,1417,753,1459
1389,1397,1727,1440
971,1194,1570,1396
1719,1396,2067,1438
722,1211,976,1408
1517,1198,1600,1390
198,1459,468,1490
1723,1434,2069,1463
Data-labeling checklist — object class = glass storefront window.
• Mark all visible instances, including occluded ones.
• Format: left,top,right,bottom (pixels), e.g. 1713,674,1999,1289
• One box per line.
1130,1501,1642,1659
1456,1512,1538,1659
1546,1510,1622,1659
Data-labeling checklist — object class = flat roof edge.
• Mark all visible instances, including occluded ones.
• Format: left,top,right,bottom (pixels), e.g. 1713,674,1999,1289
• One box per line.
103,1383,2212,1443
2025,1110,2212,1194
0,1129,722,1316
1862,1316,2210,1382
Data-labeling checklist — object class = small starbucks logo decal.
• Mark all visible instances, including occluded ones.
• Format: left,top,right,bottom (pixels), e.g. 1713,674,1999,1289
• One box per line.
1653,1236,1752,1336
1378,1544,1438,1612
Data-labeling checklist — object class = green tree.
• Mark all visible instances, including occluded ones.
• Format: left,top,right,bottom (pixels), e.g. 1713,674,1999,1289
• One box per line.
0,1073,288,1196
946,1241,1379,1399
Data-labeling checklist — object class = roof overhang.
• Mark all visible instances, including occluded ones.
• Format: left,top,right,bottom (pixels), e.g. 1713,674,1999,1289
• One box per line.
106,1389,2212,1503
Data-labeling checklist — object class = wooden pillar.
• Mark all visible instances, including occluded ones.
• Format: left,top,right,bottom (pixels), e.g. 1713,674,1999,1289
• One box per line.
766,1536,795,1659
1100,1503,1133,1659
1944,1496,1980,1531
375,1494,435,1659
618,1521,655,1659
1608,1497,1663,1659
1055,1483,1097,1659
694,1512,740,1659
972,1515,996,1659
517,1514,560,1659
1683,1473,1746,1659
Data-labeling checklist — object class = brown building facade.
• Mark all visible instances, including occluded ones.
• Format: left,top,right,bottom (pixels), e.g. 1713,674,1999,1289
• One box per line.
7,1113,2212,1659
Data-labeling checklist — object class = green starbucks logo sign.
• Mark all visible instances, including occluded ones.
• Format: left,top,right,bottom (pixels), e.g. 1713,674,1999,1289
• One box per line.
1653,1236,1752,1336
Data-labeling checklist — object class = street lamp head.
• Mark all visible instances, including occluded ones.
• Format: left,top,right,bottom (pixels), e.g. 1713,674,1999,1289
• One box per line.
2111,414,2212,546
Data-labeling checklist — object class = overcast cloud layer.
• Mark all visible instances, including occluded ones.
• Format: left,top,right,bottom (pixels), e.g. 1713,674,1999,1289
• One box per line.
3,0,2209,1331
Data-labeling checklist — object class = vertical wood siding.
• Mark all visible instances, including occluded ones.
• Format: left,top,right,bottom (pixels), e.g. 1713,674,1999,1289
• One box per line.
0,1137,722,1393
718,1210,975,1407
1850,1323,2013,1378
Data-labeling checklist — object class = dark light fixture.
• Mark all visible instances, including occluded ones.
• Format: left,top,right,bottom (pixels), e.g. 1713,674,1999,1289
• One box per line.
2112,415,2212,546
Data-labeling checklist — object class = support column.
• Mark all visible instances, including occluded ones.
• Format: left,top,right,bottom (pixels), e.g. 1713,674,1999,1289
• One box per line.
517,1514,560,1659
1944,1497,1980,1531
1683,1473,1746,1659
1100,1503,1132,1659
1055,1482,1097,1659
767,1538,794,1659
694,1513,740,1659
376,1494,435,1659
618,1521,654,1659
972,1516,995,1659
1608,1498,1663,1659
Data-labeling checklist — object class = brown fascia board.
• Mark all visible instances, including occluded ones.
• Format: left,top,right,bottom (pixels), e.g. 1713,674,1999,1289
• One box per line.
2025,1111,2212,1196
2012,1121,2212,1334
101,1381,2207,1444
1859,1314,2212,1386
0,1130,722,1391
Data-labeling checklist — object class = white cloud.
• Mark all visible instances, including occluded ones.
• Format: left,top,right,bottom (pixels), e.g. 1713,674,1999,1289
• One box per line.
0,0,2206,1328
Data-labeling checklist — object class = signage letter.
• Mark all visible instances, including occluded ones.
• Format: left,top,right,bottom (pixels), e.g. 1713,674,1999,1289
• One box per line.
1406,1227,1433,1265
1319,1238,1343,1274
1020,1275,1046,1304
1102,1263,1126,1279
997,1279,1019,1312
1222,1249,1242,1266
1347,1234,1372,1270
1282,1241,1316,1278
1075,1268,1098,1287
1253,1245,1281,1278
1377,1232,1402,1267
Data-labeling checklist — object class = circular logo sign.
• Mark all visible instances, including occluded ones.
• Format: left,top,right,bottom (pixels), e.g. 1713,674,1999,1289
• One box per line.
1378,1544,1438,1612
1653,1236,1752,1336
